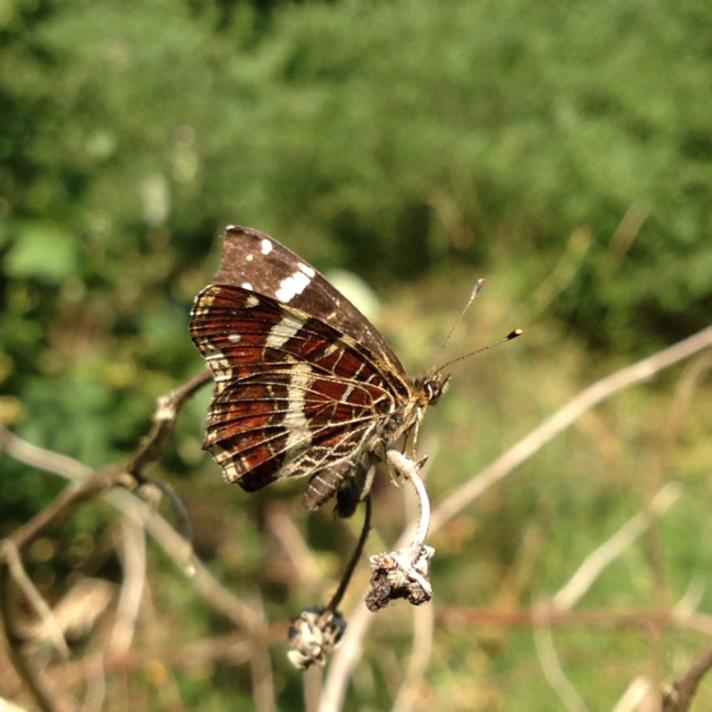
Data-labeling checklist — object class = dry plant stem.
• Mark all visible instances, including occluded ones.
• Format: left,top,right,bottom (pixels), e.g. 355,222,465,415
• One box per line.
430,324,712,531
611,676,652,712
321,326,712,712
247,593,276,712
436,606,712,636
533,618,587,712
0,540,69,658
662,647,712,712
303,665,323,712
392,601,434,712
385,450,430,553
326,496,372,613
128,368,212,474
0,369,213,712
553,483,681,611
0,424,258,632
108,514,147,656
0,567,70,712
0,425,92,480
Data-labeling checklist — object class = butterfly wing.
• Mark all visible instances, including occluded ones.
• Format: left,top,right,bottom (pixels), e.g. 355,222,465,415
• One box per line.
213,225,406,374
190,283,410,506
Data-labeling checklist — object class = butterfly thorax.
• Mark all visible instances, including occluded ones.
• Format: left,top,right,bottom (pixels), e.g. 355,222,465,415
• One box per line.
375,371,451,451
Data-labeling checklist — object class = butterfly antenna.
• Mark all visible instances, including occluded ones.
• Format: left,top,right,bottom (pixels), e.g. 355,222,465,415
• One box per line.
434,329,523,374
432,278,486,365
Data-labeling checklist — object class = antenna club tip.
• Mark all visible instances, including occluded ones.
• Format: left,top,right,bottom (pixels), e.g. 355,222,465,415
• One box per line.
507,329,523,340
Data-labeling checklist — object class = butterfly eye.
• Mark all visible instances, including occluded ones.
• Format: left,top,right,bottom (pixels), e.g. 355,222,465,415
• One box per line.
425,381,439,403
376,398,392,415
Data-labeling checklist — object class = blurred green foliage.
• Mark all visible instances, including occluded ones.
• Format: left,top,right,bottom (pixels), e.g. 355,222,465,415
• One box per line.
1,0,711,710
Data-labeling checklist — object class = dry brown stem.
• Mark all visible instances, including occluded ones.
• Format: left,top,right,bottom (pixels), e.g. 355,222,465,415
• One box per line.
662,647,712,712
0,370,213,712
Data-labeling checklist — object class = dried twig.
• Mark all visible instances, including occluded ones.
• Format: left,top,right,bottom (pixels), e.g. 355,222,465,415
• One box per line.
0,370,212,712
662,647,712,712
434,607,712,636
108,514,147,656
611,676,652,712
533,616,587,712
553,483,681,611
392,602,434,712
430,325,712,531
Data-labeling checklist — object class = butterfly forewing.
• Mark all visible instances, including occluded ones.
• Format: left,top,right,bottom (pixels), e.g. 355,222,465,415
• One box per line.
214,226,406,373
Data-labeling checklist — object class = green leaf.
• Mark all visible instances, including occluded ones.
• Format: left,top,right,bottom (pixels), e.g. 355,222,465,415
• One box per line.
6,224,79,283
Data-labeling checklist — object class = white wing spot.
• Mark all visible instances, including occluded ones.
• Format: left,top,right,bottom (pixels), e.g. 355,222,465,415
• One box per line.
246,295,259,307
276,270,311,303
260,239,273,255
246,254,254,262
228,333,241,343
283,362,313,457
298,262,315,278
266,315,302,350
241,282,253,291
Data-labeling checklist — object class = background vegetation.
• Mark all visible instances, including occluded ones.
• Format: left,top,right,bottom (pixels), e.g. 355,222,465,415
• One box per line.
1,0,710,710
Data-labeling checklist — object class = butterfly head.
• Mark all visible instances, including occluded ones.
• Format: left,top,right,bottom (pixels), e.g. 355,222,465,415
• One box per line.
415,371,451,407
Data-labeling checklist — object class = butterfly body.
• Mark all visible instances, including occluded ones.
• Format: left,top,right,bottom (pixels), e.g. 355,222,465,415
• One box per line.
190,226,447,513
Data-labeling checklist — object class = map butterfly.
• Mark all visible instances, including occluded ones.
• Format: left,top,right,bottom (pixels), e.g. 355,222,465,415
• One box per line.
190,226,450,515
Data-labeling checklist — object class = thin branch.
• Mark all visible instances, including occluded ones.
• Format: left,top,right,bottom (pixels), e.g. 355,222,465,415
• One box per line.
611,676,652,712
247,593,276,712
533,615,587,712
0,425,91,480
1,416,259,633
434,607,712,636
108,514,147,656
392,601,434,712
127,369,211,475
0,540,69,658
0,370,213,712
326,496,372,613
552,483,681,611
430,325,712,531
662,647,712,712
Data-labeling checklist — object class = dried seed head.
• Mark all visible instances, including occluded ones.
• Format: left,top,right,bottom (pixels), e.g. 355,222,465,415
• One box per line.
287,606,347,670
365,545,435,611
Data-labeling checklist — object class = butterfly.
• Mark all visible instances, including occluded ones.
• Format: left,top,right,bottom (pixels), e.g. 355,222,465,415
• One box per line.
190,226,450,516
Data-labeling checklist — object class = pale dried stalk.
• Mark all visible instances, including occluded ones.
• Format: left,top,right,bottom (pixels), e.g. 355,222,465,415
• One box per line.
391,602,434,712
109,514,147,656
430,325,712,531
552,483,681,611
611,676,652,712
0,540,69,658
533,618,587,712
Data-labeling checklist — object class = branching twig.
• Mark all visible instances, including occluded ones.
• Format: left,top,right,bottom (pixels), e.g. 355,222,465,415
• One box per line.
0,369,213,712
430,325,712,531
